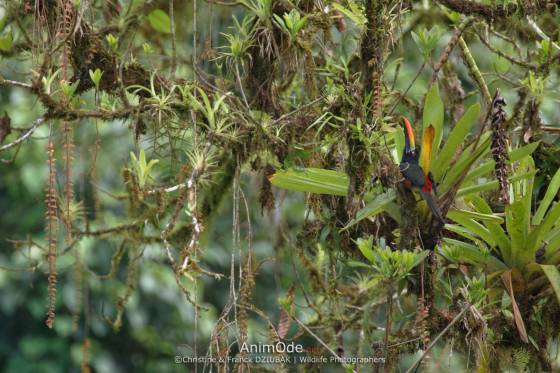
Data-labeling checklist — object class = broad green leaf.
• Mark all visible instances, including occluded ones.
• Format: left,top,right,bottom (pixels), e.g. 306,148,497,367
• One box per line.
332,1,366,27
546,230,560,254
439,133,491,194
541,202,560,237
0,32,12,51
383,201,402,224
513,156,534,239
355,236,375,263
444,224,479,243
506,200,529,267
394,126,405,164
342,190,397,230
532,202,560,252
457,171,536,197
447,211,496,246
510,141,540,162
540,265,560,305
411,250,430,269
527,223,544,255
269,168,348,196
447,208,503,224
348,260,372,268
411,31,423,55
423,84,444,167
464,142,540,185
468,195,511,259
534,167,560,225
432,104,480,181
441,238,507,273
148,9,171,34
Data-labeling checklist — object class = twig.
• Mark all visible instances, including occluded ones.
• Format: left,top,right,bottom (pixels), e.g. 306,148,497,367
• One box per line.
430,18,474,84
234,63,250,109
405,302,471,373
169,0,177,77
458,36,492,106
0,116,46,152
146,182,187,195
475,25,536,70
77,222,139,237
526,16,560,52
436,0,518,21
541,126,560,133
271,96,325,124
0,77,33,89
383,290,393,373
388,61,425,116
292,316,358,373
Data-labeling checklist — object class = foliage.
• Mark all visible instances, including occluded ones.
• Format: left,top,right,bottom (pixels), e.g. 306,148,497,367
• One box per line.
0,0,559,372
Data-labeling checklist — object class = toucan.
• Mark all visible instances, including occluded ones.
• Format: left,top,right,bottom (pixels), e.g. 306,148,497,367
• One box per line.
399,117,445,223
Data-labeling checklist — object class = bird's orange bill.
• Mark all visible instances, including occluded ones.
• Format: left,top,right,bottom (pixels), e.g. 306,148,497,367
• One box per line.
403,117,415,150
419,125,435,176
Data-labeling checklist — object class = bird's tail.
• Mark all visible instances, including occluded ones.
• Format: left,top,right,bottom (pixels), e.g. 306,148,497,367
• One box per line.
420,190,445,223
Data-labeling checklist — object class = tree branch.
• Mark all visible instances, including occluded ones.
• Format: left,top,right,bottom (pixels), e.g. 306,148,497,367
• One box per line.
436,0,559,21
0,117,46,152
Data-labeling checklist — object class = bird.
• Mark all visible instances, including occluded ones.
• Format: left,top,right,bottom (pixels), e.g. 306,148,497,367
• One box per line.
399,117,444,223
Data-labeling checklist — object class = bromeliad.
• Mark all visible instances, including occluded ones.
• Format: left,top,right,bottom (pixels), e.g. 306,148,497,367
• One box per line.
399,117,444,223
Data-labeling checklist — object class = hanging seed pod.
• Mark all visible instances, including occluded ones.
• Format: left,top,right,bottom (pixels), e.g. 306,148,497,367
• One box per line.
489,90,509,204
45,135,58,329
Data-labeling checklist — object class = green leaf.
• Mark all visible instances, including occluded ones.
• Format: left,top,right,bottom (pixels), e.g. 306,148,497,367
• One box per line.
546,229,560,253
411,250,430,269
464,142,540,185
423,84,444,163
457,171,536,197
439,133,491,194
534,167,560,225
468,195,511,259
444,224,479,243
441,238,508,273
348,260,372,268
269,168,348,196
520,156,535,233
332,1,366,28
532,202,560,252
411,31,424,55
447,211,496,247
0,32,13,52
342,190,397,230
506,200,529,267
383,201,402,224
394,126,405,164
540,265,560,305
148,9,171,34
447,208,503,224
432,104,480,181
509,141,540,163
356,236,375,263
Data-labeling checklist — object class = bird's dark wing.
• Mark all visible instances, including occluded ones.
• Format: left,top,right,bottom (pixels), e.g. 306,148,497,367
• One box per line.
420,190,444,223
428,172,438,195
399,162,426,188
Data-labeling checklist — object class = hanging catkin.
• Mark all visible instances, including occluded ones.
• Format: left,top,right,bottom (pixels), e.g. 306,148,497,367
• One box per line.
45,128,58,329
489,90,509,204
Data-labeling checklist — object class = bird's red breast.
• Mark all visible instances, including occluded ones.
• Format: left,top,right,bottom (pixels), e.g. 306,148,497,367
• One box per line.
422,176,433,192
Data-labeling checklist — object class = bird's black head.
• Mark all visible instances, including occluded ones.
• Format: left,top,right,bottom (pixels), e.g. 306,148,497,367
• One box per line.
401,146,420,163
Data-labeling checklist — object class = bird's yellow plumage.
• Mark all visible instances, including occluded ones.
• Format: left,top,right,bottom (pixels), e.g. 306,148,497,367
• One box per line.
420,125,435,176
